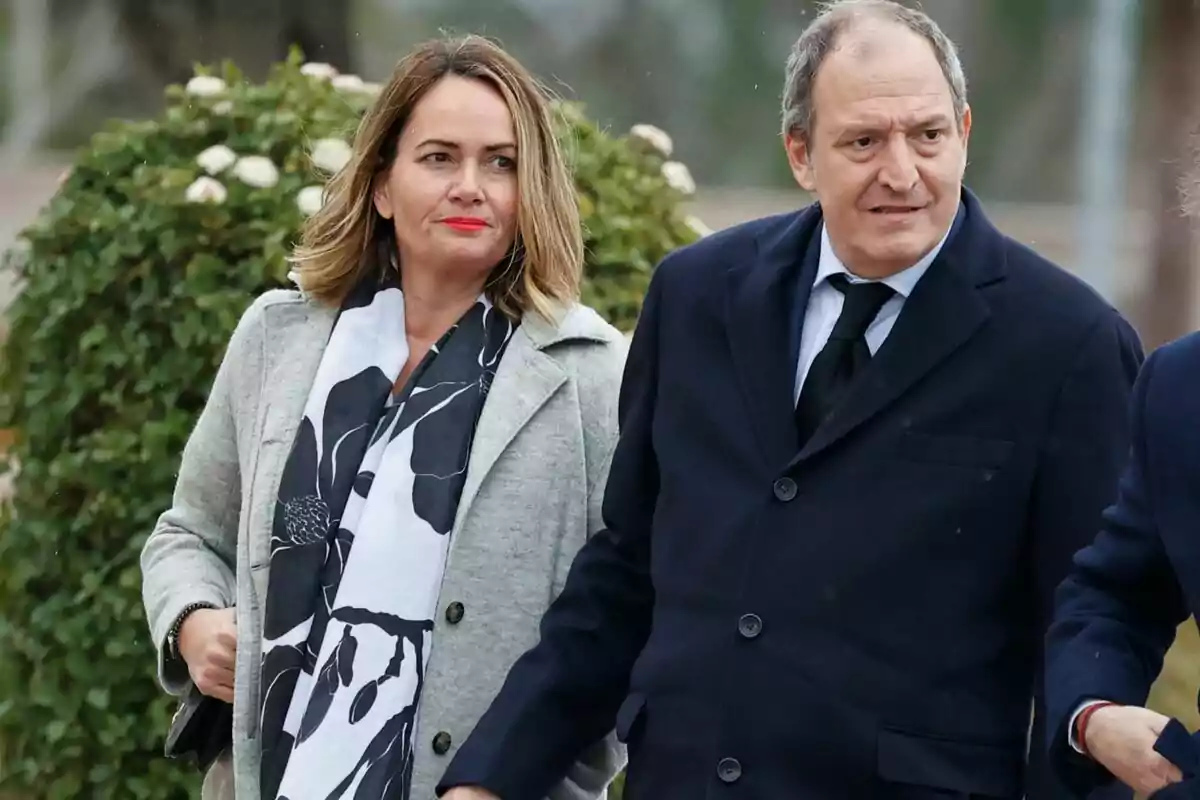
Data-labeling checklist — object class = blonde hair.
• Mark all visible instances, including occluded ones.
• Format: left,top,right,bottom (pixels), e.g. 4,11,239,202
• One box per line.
290,35,583,322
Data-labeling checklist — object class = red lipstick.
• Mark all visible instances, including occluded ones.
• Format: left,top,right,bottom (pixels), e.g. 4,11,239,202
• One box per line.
441,216,488,231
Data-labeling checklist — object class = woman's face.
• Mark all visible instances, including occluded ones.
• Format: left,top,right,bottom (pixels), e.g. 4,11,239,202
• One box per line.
373,75,520,283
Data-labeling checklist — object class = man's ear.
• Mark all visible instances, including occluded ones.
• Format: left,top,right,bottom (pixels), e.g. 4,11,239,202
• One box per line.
959,104,973,171
785,132,817,192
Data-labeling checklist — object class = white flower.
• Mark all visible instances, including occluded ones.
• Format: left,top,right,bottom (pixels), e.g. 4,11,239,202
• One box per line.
332,75,384,97
331,74,366,92
296,185,326,216
685,215,713,237
300,62,339,80
185,176,228,204
195,144,237,175
630,123,673,157
212,100,234,116
286,268,313,297
549,98,584,122
185,75,227,97
7,237,31,266
232,155,280,189
661,161,696,196
310,138,353,174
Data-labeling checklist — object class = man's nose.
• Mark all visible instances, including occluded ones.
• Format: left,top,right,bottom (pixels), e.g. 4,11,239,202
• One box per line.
877,137,919,193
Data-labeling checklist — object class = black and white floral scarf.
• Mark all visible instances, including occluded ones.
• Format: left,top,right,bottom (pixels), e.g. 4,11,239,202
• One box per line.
257,266,516,799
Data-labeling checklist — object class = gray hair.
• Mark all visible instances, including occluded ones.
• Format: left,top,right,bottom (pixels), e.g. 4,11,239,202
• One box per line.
781,0,968,138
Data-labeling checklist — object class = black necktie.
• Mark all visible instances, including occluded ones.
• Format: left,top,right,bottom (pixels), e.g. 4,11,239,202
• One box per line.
794,274,895,444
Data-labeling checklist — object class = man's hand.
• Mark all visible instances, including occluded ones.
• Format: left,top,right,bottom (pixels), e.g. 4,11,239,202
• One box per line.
440,787,500,800
178,607,237,703
1084,705,1184,794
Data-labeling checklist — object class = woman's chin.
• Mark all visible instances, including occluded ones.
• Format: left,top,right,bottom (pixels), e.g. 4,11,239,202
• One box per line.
425,247,509,280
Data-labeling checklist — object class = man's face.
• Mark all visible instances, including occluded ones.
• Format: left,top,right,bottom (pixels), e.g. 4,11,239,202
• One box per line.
786,20,970,278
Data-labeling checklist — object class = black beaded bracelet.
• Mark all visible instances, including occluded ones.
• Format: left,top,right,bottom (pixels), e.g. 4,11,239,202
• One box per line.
167,601,217,660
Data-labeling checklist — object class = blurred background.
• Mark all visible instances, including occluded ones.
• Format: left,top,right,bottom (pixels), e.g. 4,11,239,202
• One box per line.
1,0,1199,780
4,0,1200,346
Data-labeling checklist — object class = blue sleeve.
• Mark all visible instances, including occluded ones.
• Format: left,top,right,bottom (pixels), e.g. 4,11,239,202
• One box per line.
1043,341,1189,796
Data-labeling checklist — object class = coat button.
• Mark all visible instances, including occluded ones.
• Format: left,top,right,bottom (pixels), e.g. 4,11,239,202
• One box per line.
773,477,797,502
432,731,453,755
737,613,763,639
445,601,465,624
717,757,742,783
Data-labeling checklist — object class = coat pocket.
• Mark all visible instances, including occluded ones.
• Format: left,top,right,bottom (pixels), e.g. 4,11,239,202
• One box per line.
876,726,1023,798
239,565,268,741
245,438,290,570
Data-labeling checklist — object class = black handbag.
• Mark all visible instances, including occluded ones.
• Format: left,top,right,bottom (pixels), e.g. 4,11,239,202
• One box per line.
164,685,233,773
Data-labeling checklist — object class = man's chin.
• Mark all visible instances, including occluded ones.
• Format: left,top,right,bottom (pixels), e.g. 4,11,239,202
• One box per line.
864,237,937,272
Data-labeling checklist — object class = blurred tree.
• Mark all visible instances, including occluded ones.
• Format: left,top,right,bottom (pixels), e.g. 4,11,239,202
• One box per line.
705,0,789,187
2,0,124,159
967,0,1085,201
115,0,354,88
1,0,1163,206
1140,0,1200,348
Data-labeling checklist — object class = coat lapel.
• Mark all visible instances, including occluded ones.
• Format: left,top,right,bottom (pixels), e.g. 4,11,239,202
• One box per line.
245,297,334,583
258,299,335,445
452,305,613,536
726,207,822,470
789,190,1007,466
452,329,566,534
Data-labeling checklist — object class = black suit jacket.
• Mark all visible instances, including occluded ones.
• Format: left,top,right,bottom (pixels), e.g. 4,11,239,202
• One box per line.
438,189,1143,799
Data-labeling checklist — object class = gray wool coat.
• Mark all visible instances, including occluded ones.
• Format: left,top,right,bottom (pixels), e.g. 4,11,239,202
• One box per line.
140,289,629,799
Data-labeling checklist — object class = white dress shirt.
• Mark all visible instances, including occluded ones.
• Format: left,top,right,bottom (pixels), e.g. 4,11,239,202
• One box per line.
793,222,952,402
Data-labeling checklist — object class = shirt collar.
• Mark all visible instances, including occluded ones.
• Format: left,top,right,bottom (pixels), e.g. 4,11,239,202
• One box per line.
815,219,952,298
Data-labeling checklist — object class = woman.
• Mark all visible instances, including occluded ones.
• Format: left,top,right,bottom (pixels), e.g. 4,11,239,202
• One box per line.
141,35,627,800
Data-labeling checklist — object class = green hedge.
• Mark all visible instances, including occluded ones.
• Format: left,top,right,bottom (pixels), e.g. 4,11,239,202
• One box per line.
0,49,703,798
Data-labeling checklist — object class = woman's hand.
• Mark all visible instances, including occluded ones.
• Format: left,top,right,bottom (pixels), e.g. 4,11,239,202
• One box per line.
178,607,238,702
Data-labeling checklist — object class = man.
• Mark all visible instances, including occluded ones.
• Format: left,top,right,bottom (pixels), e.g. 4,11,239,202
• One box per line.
1044,321,1200,787
439,1,1143,797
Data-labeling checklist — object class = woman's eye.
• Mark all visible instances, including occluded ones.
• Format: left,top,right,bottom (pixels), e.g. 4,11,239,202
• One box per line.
492,155,516,169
